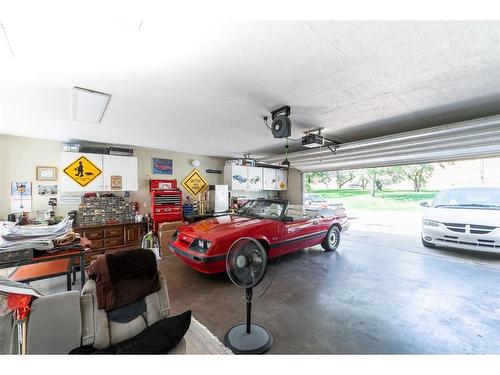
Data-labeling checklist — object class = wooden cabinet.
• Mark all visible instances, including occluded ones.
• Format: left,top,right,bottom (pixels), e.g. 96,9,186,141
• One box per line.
105,237,125,248
81,229,104,241
60,152,138,192
74,222,146,264
125,225,141,244
104,227,124,238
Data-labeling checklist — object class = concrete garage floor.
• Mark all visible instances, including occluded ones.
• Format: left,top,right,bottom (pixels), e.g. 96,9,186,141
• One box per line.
159,228,500,354
26,217,500,354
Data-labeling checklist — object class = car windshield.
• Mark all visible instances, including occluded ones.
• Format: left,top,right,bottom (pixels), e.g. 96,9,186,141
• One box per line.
237,200,287,219
432,188,500,209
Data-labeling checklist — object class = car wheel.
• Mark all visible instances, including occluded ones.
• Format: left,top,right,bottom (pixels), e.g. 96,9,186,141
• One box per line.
421,237,436,249
321,226,341,252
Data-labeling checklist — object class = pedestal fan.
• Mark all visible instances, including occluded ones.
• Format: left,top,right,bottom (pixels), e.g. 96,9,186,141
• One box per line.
224,237,273,354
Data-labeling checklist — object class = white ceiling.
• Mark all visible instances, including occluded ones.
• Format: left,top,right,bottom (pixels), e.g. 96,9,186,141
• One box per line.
1,20,500,158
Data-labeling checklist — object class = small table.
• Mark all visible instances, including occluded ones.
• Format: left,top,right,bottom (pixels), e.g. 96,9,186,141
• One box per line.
0,238,91,290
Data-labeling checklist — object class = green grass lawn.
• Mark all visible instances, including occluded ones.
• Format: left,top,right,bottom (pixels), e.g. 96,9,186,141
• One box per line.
311,189,439,211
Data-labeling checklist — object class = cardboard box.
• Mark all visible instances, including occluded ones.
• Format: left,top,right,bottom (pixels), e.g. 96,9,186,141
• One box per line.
158,221,185,232
159,230,177,257
158,221,186,257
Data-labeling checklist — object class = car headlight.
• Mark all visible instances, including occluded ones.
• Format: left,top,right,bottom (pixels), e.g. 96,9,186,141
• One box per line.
423,219,439,227
189,239,212,253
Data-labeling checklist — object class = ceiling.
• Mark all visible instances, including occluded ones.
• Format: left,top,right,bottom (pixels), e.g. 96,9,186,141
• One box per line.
1,20,500,158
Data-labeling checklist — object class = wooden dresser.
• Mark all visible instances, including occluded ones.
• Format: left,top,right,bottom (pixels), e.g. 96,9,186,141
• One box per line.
74,221,147,263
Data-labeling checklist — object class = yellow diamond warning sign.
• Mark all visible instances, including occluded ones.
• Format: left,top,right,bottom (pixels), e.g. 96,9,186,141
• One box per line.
63,156,102,187
181,169,208,197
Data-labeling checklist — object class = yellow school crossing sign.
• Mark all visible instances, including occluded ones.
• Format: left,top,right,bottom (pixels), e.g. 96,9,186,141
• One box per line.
181,169,208,197
63,156,102,187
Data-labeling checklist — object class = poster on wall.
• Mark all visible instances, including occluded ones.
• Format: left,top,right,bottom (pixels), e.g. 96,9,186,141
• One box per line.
10,181,32,213
38,184,58,195
152,158,173,175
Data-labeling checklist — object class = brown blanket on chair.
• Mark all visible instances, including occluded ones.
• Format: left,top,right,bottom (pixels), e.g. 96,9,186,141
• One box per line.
86,248,160,312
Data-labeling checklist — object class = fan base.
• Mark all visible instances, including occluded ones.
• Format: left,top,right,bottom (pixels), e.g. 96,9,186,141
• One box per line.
224,324,273,354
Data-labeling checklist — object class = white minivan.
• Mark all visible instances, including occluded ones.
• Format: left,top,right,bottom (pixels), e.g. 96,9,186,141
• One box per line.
421,187,500,253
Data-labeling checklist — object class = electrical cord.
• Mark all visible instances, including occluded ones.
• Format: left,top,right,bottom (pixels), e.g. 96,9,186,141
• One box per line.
257,139,289,299
257,254,282,299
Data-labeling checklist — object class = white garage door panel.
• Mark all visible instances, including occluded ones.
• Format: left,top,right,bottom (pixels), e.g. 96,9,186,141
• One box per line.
260,114,500,172
300,143,500,172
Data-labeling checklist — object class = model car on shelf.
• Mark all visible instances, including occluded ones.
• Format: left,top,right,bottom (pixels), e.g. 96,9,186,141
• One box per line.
168,198,348,274
232,175,247,183
249,176,260,184
421,186,500,253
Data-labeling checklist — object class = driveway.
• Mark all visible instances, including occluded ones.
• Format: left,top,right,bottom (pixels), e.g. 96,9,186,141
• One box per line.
346,209,500,269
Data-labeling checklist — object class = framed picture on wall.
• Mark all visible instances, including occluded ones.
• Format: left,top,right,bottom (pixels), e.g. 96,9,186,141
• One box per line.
38,184,58,195
10,181,32,213
36,166,57,181
152,158,173,175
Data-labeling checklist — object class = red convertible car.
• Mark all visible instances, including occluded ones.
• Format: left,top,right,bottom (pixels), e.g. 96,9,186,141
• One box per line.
168,199,348,274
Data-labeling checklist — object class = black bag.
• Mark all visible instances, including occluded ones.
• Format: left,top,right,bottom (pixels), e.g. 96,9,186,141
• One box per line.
70,310,191,354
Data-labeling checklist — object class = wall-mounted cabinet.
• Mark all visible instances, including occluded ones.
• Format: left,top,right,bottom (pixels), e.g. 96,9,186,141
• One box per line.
224,165,287,191
247,167,263,191
224,165,248,191
60,152,138,192
102,155,138,191
263,168,277,190
275,169,287,190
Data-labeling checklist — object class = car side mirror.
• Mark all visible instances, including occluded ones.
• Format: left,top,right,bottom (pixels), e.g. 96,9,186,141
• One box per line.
420,201,429,208
284,216,294,222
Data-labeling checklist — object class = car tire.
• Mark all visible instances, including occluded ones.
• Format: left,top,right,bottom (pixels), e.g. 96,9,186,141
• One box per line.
421,237,436,249
321,226,341,252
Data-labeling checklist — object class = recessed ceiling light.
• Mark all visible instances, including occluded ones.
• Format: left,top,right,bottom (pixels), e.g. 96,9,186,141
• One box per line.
72,86,111,124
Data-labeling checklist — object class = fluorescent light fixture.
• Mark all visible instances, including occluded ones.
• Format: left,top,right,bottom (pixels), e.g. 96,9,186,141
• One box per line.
0,22,14,58
72,86,111,123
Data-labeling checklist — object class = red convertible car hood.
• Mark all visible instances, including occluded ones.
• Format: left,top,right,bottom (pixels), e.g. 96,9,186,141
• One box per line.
179,214,264,239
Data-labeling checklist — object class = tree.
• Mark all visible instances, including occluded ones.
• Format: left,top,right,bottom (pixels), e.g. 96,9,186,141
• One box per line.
316,172,332,189
304,171,332,191
333,170,356,189
352,169,368,189
360,167,401,196
392,164,435,191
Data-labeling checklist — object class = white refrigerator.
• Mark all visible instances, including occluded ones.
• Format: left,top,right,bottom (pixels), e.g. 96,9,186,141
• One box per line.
208,185,229,213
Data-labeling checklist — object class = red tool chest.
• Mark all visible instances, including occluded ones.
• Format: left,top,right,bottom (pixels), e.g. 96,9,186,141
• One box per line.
150,179,183,232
